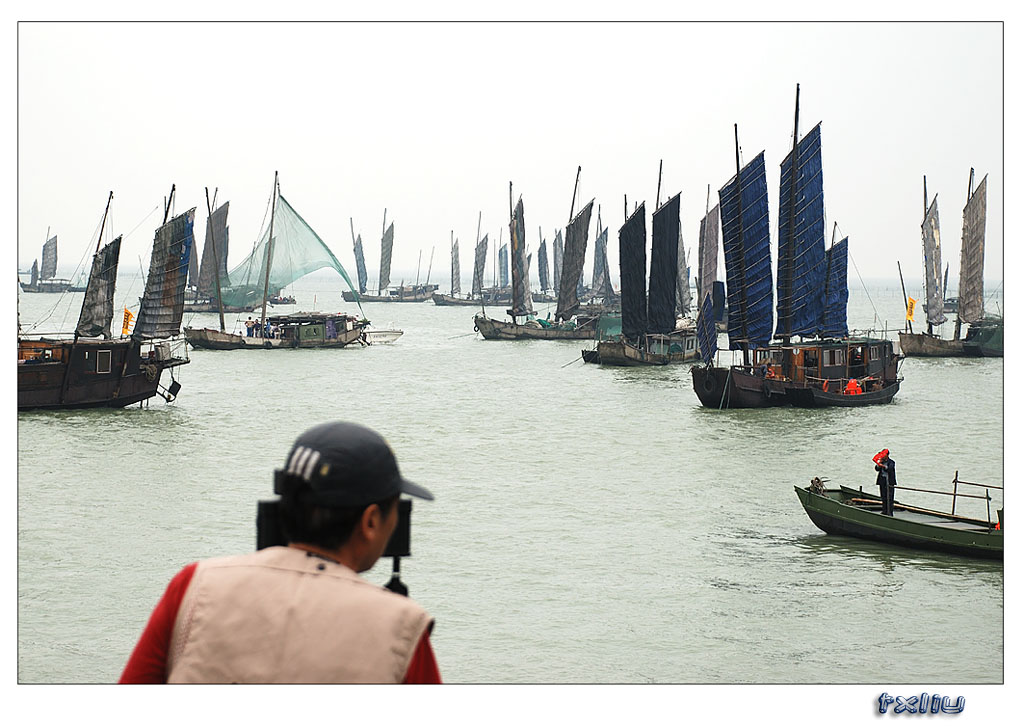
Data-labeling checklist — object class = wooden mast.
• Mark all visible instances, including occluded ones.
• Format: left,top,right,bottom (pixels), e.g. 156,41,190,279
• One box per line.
206,187,226,333
259,171,279,335
380,208,387,295
782,83,800,347
95,192,114,255
923,175,934,336
656,159,663,209
733,123,751,366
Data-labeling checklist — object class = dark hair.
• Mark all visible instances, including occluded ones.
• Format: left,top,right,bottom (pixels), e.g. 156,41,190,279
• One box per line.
278,476,399,549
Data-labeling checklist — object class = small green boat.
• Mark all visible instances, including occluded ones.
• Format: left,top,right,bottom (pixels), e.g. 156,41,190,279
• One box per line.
795,480,1002,560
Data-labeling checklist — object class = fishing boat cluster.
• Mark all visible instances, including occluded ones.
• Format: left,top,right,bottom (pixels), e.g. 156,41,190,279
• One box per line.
17,87,1002,560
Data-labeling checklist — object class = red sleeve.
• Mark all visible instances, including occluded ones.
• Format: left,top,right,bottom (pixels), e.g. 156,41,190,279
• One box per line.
119,563,197,684
402,629,442,684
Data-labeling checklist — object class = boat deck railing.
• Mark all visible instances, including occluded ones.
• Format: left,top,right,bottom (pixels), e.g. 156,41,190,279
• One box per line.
895,471,1002,524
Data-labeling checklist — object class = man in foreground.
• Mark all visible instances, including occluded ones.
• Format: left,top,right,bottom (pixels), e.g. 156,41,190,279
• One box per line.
120,421,440,683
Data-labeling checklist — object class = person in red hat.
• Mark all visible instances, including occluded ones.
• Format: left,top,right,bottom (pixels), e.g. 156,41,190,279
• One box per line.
873,449,897,516
119,421,440,684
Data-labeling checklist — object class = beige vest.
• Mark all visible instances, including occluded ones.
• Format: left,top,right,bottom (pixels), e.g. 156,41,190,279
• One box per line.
166,547,433,683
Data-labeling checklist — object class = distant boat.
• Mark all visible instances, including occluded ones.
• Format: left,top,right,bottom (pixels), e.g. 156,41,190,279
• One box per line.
585,172,698,366
795,477,1002,560
20,229,73,293
363,325,404,345
691,85,901,408
474,174,599,340
899,170,999,357
18,189,191,409
695,189,728,331
182,196,254,313
343,211,439,303
185,172,368,350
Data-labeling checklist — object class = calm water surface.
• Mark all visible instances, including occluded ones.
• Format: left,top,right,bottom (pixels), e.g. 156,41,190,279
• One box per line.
17,284,1004,683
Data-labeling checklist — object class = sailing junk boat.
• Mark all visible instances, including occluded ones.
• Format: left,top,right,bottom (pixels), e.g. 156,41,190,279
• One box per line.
183,200,253,313
691,88,901,408
588,194,698,366
18,192,191,409
343,211,439,302
20,232,74,293
899,171,1000,357
696,199,728,332
184,173,368,350
473,178,599,340
432,231,506,306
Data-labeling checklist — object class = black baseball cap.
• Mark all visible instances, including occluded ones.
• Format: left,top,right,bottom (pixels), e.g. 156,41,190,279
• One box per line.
274,421,434,507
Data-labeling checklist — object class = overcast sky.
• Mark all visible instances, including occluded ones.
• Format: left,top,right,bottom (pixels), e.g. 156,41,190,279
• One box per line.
13,19,1005,296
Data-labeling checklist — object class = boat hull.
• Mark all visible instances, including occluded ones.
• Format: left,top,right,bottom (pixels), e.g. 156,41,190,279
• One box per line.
785,380,900,407
690,365,788,408
18,338,186,410
364,329,403,344
595,339,699,367
962,320,1003,357
473,314,597,340
795,485,1002,560
182,302,255,313
898,331,966,357
184,325,364,350
344,287,437,303
431,293,510,307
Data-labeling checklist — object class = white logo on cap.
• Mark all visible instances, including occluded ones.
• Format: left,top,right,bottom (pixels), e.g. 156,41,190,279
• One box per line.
287,446,322,482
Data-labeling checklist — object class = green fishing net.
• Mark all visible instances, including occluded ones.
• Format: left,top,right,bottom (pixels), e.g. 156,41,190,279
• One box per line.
219,194,362,315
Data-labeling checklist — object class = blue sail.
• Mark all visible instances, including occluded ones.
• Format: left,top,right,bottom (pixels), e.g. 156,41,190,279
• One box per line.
719,152,773,350
776,123,827,339
697,291,718,364
821,237,849,338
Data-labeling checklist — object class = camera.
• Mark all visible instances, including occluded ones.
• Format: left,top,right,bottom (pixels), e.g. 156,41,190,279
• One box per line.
256,497,413,558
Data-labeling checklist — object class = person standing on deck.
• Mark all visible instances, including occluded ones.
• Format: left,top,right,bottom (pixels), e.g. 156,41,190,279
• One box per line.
119,421,441,684
874,449,897,516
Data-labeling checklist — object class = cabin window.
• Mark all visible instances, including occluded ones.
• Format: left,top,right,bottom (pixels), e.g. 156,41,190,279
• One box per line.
83,350,95,372
687,338,695,351
97,350,112,374
849,346,865,366
825,349,845,367
870,346,879,360
803,349,819,369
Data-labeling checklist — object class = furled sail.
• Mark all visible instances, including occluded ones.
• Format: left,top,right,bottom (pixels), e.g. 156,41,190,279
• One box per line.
821,237,849,338
41,235,58,280
697,291,718,365
451,239,461,296
353,234,367,294
921,196,946,327
555,200,594,321
508,197,534,318
698,204,720,301
676,228,691,316
219,195,360,313
537,237,550,292
776,123,826,339
187,230,200,287
498,244,509,288
553,229,564,294
197,201,230,300
75,236,121,338
720,152,773,350
619,202,647,341
649,193,681,334
134,209,195,340
958,174,987,324
379,222,394,293
591,225,614,300
472,234,488,295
